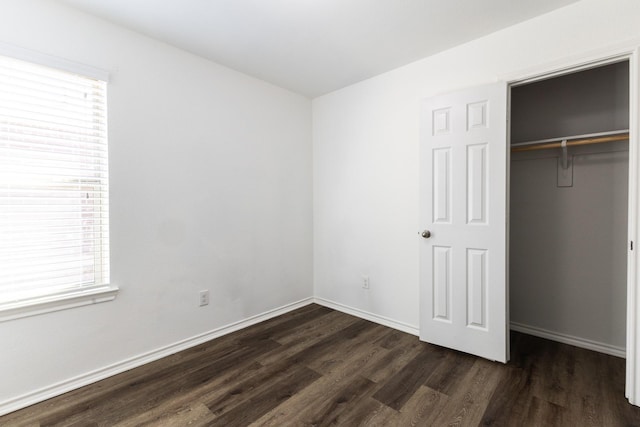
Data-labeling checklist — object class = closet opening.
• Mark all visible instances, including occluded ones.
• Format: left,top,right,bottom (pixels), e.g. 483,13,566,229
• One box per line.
508,59,630,359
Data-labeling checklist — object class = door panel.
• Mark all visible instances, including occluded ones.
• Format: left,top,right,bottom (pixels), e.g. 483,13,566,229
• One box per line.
432,245,452,321
419,82,508,363
432,148,452,224
467,143,488,224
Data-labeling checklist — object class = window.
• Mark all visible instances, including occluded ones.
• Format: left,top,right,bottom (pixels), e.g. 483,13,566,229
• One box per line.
0,53,117,321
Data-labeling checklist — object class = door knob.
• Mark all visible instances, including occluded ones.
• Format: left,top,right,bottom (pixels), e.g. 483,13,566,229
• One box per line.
421,230,431,239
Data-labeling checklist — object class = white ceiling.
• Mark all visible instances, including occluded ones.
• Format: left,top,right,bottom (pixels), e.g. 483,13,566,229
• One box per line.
59,0,580,97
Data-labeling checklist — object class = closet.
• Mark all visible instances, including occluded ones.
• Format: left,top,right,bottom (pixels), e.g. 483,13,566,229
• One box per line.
509,60,630,356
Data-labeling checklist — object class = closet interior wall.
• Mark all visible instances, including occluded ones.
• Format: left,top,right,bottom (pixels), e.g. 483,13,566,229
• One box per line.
509,61,630,353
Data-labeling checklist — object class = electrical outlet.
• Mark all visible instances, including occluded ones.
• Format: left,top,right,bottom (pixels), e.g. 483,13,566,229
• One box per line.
362,276,369,289
199,290,209,306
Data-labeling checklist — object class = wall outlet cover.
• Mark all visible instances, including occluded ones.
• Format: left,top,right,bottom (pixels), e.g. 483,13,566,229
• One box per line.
199,290,210,306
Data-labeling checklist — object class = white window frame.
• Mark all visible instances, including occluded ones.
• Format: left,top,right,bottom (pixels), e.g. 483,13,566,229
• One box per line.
0,45,118,322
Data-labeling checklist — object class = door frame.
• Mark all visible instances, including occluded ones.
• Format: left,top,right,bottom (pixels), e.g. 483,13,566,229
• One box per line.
501,42,640,405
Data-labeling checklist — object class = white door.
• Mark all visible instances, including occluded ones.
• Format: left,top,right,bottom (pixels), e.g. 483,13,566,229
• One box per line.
419,82,508,362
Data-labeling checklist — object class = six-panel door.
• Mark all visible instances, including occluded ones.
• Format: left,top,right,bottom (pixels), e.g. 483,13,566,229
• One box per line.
419,82,508,363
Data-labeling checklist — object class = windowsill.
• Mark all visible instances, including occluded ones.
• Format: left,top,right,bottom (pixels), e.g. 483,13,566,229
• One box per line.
0,285,119,322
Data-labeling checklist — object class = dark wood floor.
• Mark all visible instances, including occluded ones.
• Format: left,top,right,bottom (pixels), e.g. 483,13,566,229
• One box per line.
3,303,640,426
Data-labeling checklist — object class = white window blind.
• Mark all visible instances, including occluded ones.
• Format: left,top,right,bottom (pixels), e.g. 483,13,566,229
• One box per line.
0,54,112,311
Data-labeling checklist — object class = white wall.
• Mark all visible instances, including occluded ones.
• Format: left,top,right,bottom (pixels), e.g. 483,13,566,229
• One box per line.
313,0,640,330
511,61,630,143
0,0,312,411
511,146,628,349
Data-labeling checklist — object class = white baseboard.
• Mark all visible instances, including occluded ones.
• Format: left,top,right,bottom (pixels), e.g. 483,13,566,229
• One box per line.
510,321,626,358
313,297,419,336
0,297,314,417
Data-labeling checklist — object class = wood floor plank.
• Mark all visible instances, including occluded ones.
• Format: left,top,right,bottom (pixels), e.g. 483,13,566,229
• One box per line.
4,304,640,426
288,375,377,426
332,397,391,426
373,328,408,350
359,335,423,384
541,341,575,409
393,385,449,426
248,332,390,425
256,310,360,366
207,363,320,426
273,309,359,346
479,366,532,426
429,358,504,426
423,348,477,396
206,360,317,417
116,403,215,427
284,318,384,374
306,324,389,375
110,362,264,427
371,342,446,410
566,347,605,426
235,304,333,346
525,396,569,427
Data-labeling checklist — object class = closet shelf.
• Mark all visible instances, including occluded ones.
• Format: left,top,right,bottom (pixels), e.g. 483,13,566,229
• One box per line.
511,130,629,153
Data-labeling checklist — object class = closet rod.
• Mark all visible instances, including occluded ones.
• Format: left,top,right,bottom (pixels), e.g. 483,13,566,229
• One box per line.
511,133,629,153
